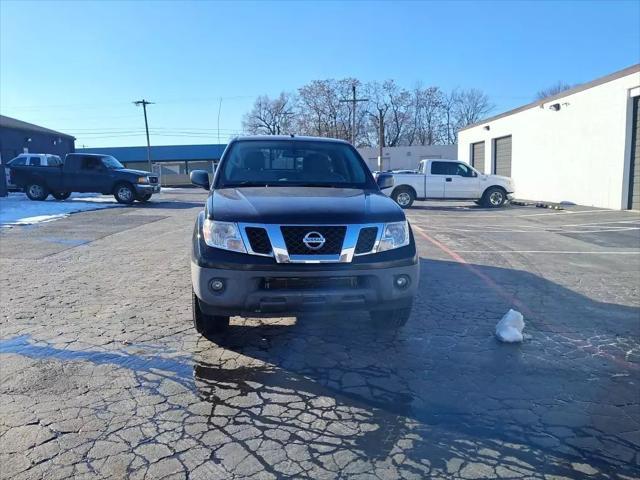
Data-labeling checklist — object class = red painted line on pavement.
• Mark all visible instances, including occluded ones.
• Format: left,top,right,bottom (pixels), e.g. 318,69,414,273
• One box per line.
412,224,638,371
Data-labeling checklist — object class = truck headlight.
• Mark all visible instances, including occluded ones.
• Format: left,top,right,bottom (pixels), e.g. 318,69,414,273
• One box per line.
377,221,410,252
202,219,247,253
137,176,150,184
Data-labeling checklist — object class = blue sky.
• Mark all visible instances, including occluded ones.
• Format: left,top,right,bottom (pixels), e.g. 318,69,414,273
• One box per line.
1,0,639,147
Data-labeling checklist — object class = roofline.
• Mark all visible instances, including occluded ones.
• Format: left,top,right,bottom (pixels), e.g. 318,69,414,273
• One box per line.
0,114,76,139
459,63,640,132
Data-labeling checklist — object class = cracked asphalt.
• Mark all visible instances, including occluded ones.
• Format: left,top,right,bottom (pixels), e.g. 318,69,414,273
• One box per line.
1,190,639,479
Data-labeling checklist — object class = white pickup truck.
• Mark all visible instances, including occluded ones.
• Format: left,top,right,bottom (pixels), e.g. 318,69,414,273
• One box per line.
386,159,515,208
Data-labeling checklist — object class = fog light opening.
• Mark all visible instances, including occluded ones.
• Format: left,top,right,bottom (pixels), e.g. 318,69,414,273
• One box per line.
394,275,410,289
209,278,225,293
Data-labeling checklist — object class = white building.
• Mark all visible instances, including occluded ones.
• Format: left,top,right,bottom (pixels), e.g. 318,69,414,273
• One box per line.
358,145,457,171
458,64,640,210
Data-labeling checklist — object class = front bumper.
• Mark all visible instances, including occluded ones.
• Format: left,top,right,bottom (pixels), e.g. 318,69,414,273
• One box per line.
135,184,161,194
192,260,419,317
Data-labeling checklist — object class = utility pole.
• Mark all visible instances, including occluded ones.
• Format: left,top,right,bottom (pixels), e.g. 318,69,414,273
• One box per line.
133,99,154,172
377,107,384,171
217,98,222,144
340,84,368,145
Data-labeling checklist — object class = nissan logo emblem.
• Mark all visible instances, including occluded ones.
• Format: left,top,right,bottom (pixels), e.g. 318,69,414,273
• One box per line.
302,231,325,250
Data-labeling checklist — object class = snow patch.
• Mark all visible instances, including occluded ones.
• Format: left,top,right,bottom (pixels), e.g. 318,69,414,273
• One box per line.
495,309,525,343
0,193,122,226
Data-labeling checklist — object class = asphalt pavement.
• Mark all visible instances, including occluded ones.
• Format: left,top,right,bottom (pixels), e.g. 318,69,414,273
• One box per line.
1,190,639,479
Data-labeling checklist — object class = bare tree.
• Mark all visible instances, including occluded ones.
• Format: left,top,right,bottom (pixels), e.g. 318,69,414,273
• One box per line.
408,85,444,146
242,93,295,135
242,80,495,147
296,79,358,141
441,89,459,145
535,81,574,100
455,88,494,127
365,80,414,147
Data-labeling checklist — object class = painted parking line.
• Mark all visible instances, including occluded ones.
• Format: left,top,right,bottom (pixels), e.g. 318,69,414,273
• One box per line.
447,250,640,255
407,224,640,234
412,224,639,370
408,208,640,219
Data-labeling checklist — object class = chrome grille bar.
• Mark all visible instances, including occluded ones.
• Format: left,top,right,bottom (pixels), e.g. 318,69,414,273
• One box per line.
238,223,384,263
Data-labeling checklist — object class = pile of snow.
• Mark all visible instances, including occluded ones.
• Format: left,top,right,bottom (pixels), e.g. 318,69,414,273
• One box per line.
0,193,122,227
495,309,525,343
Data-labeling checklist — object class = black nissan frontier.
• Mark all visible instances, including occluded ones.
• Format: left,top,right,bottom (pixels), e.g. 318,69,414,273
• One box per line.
190,136,419,334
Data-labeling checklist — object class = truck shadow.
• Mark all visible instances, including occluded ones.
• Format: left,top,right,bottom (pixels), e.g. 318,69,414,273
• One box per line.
195,257,640,478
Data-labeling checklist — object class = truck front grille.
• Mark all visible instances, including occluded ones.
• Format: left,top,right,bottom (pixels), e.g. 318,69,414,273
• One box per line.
149,176,159,184
355,227,378,254
280,226,346,255
245,227,272,254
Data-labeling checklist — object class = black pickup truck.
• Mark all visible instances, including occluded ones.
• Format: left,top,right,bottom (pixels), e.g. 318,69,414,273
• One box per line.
9,153,160,203
190,136,419,335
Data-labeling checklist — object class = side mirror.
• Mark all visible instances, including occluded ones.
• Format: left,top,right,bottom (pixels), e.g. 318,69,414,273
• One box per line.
376,173,394,190
190,170,210,190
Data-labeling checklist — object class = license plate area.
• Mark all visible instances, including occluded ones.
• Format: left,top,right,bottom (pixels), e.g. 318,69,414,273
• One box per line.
262,276,360,291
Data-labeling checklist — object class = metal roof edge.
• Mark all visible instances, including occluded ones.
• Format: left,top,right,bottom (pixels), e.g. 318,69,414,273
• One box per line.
458,63,640,132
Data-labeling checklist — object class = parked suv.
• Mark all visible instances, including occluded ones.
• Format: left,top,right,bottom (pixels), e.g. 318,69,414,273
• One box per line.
190,136,419,335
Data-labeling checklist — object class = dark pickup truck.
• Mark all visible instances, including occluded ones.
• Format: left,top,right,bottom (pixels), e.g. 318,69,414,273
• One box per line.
9,153,160,203
190,136,419,335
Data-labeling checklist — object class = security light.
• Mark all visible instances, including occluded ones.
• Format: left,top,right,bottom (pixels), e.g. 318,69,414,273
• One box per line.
549,103,561,111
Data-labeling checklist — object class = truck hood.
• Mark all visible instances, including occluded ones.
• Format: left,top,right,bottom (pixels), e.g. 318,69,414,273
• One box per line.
116,168,154,176
485,174,512,183
206,187,406,224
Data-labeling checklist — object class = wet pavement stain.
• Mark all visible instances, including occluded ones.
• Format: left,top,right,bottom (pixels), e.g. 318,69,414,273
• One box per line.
0,334,194,390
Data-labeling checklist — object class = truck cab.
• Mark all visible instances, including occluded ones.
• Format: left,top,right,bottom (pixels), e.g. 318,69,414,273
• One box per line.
387,158,515,208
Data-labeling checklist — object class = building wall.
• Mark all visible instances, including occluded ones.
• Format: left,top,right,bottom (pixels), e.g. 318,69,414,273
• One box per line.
357,145,457,171
0,128,75,164
458,70,640,210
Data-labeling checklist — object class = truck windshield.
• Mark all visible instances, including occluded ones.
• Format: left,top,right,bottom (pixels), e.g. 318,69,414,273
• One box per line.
101,156,124,169
216,141,374,189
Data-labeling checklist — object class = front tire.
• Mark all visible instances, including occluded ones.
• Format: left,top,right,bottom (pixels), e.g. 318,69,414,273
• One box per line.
25,183,49,201
370,303,413,328
52,192,71,200
192,290,230,335
392,187,415,209
482,187,507,208
114,183,135,204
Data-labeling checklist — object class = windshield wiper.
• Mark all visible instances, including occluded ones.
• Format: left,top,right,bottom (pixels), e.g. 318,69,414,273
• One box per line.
222,181,269,188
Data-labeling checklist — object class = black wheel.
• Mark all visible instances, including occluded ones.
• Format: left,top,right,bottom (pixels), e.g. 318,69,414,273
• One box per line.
52,192,71,200
482,187,507,208
135,193,152,203
192,290,230,335
114,183,136,204
370,303,413,328
25,183,49,201
392,187,415,209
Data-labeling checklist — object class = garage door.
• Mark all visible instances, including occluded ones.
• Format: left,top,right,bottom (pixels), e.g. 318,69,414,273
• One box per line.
493,136,512,177
629,97,640,210
471,142,485,172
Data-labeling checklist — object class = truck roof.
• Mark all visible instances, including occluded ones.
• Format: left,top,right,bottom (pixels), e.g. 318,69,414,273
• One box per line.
420,158,459,162
231,135,350,144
